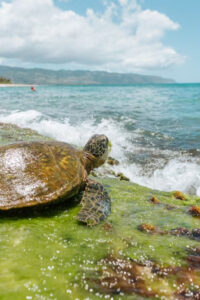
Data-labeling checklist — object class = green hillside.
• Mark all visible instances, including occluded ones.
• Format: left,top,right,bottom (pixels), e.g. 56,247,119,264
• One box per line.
0,65,175,85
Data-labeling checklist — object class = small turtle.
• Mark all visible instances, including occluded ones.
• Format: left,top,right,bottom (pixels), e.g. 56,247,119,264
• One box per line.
0,134,111,225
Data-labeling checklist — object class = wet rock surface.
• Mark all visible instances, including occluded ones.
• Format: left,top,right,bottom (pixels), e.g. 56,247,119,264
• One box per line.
107,156,119,166
138,223,157,233
189,206,200,217
0,123,200,299
173,191,186,200
116,172,130,181
150,196,160,204
92,256,157,297
90,253,200,299
170,227,191,237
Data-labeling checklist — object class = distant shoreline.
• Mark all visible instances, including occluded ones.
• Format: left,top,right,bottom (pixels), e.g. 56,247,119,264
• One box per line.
0,65,176,84
0,84,36,87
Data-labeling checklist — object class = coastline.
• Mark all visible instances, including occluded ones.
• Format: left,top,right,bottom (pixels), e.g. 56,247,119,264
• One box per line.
0,84,36,87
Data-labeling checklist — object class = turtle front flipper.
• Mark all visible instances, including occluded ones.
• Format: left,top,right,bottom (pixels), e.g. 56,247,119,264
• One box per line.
77,179,111,226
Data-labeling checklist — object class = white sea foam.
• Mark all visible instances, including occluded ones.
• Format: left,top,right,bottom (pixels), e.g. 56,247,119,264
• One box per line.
0,110,42,126
0,109,131,157
112,159,200,196
0,109,200,196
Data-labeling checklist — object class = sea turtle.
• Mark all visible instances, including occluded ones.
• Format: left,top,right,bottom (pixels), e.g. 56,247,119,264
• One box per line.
0,134,111,225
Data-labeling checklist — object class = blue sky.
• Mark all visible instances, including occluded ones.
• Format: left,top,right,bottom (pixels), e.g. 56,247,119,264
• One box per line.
0,0,199,82
141,0,200,82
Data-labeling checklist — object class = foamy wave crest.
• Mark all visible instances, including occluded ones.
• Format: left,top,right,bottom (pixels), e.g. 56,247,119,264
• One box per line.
112,159,200,196
0,109,131,159
0,110,42,126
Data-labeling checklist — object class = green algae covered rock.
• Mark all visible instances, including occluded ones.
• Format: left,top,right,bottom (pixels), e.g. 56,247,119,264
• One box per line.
0,123,200,299
0,122,52,145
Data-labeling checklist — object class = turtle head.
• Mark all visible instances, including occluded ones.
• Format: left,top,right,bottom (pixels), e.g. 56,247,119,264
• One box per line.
83,134,109,169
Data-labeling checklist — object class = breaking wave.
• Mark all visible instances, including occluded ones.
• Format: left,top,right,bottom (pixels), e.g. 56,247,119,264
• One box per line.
0,109,200,196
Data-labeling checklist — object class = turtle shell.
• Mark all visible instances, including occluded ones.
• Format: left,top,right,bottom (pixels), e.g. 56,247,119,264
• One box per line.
0,141,87,210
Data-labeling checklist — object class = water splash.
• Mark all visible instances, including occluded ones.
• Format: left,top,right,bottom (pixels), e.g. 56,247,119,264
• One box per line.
0,108,200,195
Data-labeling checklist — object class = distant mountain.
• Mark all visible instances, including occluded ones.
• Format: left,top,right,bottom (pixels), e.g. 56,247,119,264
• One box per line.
0,65,176,85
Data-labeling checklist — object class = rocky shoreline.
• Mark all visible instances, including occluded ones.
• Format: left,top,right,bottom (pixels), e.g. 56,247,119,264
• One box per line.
0,122,200,299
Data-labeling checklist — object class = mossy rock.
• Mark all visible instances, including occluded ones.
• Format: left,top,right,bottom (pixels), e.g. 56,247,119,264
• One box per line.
0,123,200,299
0,122,51,146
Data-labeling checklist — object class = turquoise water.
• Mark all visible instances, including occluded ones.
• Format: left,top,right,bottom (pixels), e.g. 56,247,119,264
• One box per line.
0,84,200,194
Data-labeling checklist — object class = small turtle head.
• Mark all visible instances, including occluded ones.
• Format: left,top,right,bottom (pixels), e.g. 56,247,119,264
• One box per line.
84,134,109,169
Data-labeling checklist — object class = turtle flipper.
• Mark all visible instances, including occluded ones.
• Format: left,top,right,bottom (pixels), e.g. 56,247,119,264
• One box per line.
77,179,111,226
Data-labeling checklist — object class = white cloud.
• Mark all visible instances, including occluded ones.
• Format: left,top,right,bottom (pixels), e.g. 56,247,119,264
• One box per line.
0,0,184,72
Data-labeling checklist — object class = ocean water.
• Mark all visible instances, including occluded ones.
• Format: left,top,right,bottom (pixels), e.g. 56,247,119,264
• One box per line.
0,84,200,195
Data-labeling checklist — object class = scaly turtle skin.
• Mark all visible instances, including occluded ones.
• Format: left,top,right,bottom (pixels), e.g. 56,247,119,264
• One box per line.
0,134,111,226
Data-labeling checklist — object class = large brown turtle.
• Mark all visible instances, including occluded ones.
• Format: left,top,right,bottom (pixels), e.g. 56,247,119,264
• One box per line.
0,134,111,225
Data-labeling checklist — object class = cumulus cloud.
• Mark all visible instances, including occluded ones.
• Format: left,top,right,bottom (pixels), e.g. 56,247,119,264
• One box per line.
0,0,184,71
